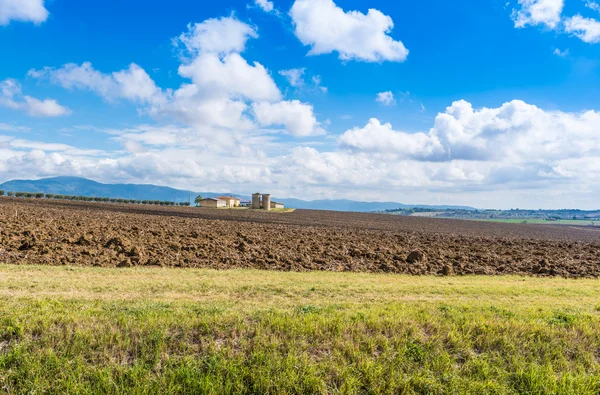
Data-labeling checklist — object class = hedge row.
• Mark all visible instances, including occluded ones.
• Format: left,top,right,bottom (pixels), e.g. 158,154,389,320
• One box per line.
0,191,191,206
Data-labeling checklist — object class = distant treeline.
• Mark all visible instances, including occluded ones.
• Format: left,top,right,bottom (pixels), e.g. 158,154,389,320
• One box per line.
0,190,190,206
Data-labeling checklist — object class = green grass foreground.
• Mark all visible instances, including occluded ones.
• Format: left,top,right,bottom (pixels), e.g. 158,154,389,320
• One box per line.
0,265,599,394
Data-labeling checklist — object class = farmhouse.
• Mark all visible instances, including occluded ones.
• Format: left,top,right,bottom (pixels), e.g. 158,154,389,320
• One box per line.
199,198,227,208
270,201,285,209
216,196,241,208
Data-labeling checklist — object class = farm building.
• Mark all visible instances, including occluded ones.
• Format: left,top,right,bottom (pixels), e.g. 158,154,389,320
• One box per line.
270,201,285,209
251,193,284,210
216,196,241,208
200,198,227,208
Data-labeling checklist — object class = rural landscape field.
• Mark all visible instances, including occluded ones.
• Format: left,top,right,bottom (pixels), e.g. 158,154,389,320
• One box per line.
3,0,600,393
1,197,600,393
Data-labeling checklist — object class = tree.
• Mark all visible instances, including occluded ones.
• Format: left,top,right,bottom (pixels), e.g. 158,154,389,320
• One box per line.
194,195,203,206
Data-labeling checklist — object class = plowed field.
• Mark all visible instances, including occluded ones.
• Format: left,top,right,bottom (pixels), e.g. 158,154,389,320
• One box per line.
1,198,599,277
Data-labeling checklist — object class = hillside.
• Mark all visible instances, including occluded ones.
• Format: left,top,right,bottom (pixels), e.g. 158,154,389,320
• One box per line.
0,177,476,211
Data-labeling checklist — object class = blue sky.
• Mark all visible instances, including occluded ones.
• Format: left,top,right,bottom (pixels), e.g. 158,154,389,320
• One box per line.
1,0,600,208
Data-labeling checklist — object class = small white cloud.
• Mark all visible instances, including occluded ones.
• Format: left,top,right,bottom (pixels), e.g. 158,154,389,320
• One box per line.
586,0,600,13
563,15,600,43
290,0,409,63
177,17,258,56
512,0,564,29
279,68,306,87
376,91,396,106
23,96,71,117
0,123,30,132
254,0,274,12
0,79,71,117
0,0,48,26
279,68,327,93
553,48,569,56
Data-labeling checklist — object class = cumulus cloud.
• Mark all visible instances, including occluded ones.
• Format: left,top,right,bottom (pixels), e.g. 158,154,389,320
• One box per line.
0,79,71,117
254,0,274,13
0,0,48,25
340,99,600,165
178,52,281,102
339,118,442,159
376,91,395,106
511,0,600,44
253,100,325,136
563,15,600,43
512,0,564,29
29,16,323,144
4,95,600,207
177,17,258,55
290,0,409,62
29,62,165,104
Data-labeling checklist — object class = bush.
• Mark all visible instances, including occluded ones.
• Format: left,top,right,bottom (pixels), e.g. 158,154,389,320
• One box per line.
0,190,4,196
7,191,13,197
35,193,45,199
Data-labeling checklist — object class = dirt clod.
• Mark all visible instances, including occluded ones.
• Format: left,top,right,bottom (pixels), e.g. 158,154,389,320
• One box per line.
407,250,426,264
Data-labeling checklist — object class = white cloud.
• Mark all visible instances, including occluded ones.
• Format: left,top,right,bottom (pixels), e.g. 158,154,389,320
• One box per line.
340,99,600,165
512,0,564,29
0,0,48,25
29,62,165,104
177,17,257,55
0,123,30,132
253,100,325,136
376,91,396,106
290,0,409,62
279,68,327,93
29,16,323,148
586,0,600,13
178,52,281,102
279,68,306,87
563,15,600,43
254,0,274,13
553,47,569,56
0,79,71,117
339,118,442,159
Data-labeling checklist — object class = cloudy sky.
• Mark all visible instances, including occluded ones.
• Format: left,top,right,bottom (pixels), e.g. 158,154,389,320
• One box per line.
1,0,600,209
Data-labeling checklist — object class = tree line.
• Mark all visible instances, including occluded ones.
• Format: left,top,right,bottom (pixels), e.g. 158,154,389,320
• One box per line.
0,190,191,206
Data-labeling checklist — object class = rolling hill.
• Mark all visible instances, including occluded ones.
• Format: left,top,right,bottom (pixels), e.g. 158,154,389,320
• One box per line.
0,177,476,211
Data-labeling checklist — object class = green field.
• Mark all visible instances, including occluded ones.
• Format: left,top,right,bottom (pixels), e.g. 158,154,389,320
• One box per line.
1,265,599,394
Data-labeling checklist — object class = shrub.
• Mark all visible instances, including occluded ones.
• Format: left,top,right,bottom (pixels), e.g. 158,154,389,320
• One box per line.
35,193,45,199
0,190,4,196
7,191,14,197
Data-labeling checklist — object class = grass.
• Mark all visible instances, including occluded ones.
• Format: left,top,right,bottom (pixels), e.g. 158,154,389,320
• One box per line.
0,265,599,394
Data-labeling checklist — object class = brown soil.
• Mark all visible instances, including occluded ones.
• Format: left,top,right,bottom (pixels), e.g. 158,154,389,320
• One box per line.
1,198,599,277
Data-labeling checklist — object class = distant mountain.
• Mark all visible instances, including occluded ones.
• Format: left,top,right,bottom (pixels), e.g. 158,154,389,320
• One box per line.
0,177,208,204
271,198,475,212
0,177,477,211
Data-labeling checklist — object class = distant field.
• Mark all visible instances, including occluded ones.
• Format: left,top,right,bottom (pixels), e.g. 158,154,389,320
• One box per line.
461,218,600,226
0,265,599,394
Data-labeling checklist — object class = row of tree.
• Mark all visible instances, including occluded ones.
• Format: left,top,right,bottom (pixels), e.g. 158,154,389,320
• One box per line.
0,190,191,206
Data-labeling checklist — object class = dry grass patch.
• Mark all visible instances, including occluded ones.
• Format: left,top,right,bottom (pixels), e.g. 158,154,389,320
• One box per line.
0,265,599,394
